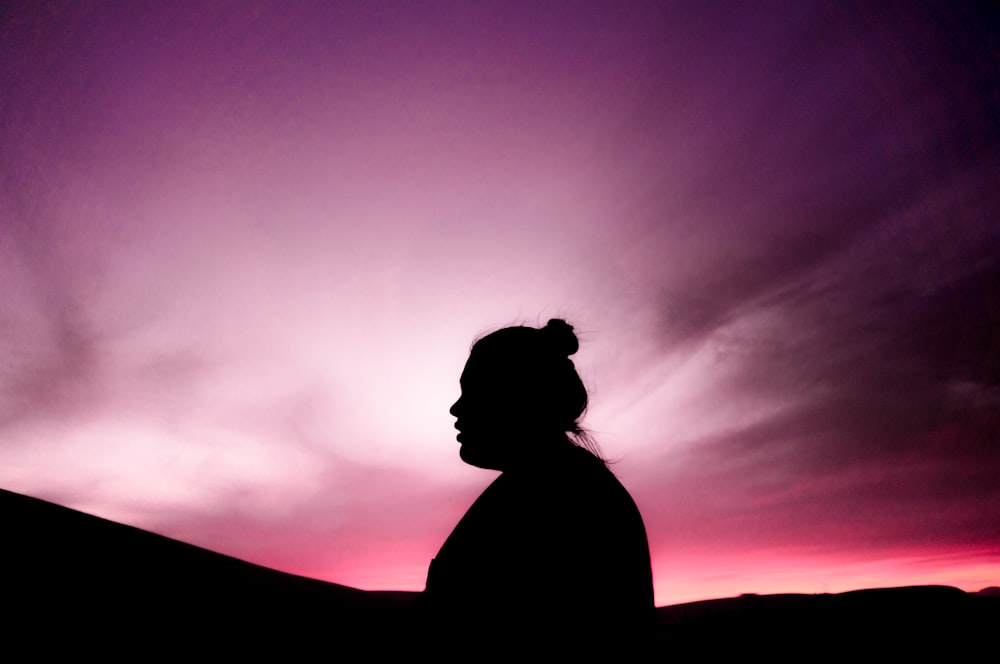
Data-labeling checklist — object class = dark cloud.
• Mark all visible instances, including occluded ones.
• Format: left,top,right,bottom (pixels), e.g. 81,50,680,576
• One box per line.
610,3,997,349
649,222,1000,552
632,1,1000,557
0,207,104,429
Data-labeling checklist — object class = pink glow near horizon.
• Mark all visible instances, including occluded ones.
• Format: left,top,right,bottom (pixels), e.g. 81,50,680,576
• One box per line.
654,548,1000,606
1,2,997,605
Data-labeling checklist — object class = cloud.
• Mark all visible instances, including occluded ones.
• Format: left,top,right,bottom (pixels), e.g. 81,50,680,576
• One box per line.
1,0,997,601
608,1,1000,563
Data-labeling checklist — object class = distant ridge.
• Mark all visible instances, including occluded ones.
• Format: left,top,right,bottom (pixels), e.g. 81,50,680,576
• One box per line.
656,584,998,655
3,488,996,654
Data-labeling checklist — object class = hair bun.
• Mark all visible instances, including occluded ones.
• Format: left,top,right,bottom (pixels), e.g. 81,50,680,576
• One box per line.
542,319,579,357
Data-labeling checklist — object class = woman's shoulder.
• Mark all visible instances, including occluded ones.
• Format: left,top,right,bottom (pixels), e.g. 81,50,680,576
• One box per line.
513,445,640,521
554,445,631,492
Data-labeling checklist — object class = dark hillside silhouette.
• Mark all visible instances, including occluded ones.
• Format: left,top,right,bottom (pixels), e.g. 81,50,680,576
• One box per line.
3,487,997,655
656,585,1000,657
1,488,401,653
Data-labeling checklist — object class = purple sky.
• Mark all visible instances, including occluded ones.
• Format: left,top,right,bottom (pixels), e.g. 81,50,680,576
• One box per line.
2,1,998,604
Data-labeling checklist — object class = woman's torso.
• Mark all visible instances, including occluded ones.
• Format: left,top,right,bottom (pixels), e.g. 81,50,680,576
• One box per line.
423,445,654,634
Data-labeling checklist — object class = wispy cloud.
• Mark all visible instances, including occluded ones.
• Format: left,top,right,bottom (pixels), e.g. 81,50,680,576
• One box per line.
1,1,996,602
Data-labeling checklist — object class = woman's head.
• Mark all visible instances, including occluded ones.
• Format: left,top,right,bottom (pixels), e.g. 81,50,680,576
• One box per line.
449,319,594,469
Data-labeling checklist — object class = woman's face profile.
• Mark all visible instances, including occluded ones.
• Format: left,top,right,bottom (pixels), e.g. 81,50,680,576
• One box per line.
450,354,531,470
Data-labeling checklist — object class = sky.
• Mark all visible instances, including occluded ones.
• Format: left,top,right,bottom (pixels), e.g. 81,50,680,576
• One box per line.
2,1,998,606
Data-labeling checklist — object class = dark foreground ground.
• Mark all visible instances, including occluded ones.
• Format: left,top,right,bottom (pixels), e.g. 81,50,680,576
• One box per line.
4,488,996,656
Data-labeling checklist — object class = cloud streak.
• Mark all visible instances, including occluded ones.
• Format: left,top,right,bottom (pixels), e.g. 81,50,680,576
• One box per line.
1,1,997,603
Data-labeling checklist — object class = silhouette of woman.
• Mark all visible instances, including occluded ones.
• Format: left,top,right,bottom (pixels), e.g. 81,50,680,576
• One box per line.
421,319,654,642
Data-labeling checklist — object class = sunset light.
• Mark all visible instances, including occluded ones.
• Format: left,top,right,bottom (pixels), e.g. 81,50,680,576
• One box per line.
2,2,997,608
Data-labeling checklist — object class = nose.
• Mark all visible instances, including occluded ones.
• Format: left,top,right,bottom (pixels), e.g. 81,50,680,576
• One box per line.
450,396,462,418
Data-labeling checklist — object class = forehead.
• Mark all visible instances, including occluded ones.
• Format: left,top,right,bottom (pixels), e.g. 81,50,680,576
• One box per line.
460,353,522,388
